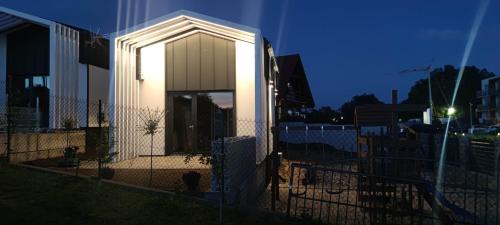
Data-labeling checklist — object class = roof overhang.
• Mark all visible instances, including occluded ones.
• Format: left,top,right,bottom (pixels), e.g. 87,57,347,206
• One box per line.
0,6,55,32
112,10,257,49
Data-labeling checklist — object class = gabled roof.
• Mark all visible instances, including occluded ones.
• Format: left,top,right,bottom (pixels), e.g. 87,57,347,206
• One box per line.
276,54,315,108
112,10,259,48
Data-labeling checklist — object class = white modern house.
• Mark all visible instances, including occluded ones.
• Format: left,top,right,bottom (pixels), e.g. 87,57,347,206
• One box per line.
109,10,279,162
0,7,109,129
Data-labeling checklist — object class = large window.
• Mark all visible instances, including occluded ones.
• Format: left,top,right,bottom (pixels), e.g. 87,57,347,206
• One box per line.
168,92,234,153
8,75,50,128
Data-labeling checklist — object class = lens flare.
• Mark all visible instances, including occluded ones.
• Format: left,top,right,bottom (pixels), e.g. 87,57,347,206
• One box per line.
115,0,123,34
275,0,289,54
437,0,490,192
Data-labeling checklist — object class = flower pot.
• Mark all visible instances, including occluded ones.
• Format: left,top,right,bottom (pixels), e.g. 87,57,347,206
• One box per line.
100,167,115,179
182,171,201,192
59,146,79,167
63,146,78,158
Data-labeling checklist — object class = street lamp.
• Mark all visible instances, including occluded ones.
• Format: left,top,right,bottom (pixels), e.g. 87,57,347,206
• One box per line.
447,107,457,116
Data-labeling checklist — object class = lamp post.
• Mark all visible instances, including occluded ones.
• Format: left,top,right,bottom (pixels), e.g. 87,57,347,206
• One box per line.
469,102,474,129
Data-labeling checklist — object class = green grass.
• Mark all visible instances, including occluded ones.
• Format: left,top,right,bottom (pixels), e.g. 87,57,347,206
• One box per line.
0,165,294,225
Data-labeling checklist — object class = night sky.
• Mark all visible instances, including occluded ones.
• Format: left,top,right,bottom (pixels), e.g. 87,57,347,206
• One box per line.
1,0,499,108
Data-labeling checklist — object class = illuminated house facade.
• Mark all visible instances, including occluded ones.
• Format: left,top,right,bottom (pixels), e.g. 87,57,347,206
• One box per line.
0,7,109,129
109,10,278,161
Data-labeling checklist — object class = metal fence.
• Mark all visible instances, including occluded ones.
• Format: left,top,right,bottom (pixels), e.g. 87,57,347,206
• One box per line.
0,95,278,211
3,97,500,225
286,158,500,225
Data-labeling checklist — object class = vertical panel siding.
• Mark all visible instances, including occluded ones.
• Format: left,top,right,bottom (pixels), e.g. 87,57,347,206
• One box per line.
50,24,80,128
200,33,214,90
173,38,187,90
214,37,228,89
227,41,236,89
186,34,201,90
166,44,174,91
166,33,235,91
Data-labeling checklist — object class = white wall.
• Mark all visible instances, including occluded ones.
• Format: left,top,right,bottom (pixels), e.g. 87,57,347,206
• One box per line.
88,65,110,127
235,40,256,124
138,42,165,155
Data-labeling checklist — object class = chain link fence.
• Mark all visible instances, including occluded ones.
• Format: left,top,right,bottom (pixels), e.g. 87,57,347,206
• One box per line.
3,98,500,225
2,95,278,211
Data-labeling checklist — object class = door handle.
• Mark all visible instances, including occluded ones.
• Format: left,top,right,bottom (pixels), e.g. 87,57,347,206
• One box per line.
188,124,194,129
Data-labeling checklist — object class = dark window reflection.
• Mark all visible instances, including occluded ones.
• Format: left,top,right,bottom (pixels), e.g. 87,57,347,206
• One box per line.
197,92,234,152
172,95,193,152
8,75,50,128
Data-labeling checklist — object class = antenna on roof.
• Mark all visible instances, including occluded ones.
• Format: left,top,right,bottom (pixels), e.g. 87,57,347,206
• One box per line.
87,27,107,48
400,59,435,121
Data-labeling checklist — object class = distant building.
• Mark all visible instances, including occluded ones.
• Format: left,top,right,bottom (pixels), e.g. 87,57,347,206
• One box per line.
276,54,315,120
477,76,500,124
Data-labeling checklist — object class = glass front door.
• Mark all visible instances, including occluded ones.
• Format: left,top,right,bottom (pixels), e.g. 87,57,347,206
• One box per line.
170,94,195,152
167,92,234,154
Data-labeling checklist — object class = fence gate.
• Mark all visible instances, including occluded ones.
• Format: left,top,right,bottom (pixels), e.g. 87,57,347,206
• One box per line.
286,159,500,225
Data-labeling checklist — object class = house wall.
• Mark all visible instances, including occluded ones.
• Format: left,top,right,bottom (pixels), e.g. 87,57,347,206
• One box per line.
49,24,83,128
88,65,110,127
138,42,165,155
109,14,273,162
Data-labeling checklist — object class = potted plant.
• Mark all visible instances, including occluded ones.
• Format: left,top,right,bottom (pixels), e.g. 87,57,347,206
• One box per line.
182,141,223,194
98,146,118,179
182,171,201,192
96,123,118,179
59,118,79,167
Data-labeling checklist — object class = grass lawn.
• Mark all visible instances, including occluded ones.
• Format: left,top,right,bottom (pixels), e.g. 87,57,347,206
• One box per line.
0,165,296,225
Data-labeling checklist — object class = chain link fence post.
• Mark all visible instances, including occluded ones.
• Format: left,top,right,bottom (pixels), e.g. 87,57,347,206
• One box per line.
98,99,102,178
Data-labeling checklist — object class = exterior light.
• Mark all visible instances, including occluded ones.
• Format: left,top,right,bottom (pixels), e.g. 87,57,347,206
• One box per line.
447,107,456,116
340,116,344,120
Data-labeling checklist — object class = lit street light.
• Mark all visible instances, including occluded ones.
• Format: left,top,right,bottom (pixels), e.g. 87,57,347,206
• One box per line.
447,107,456,116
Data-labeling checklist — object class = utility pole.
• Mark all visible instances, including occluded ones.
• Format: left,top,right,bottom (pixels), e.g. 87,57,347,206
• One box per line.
469,102,474,129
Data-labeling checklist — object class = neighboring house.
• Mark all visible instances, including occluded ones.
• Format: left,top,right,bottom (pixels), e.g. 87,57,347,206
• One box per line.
109,10,279,162
275,54,314,120
0,7,109,129
477,76,500,125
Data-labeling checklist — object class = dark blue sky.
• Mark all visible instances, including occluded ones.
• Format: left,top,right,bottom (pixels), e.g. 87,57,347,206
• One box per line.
1,0,499,108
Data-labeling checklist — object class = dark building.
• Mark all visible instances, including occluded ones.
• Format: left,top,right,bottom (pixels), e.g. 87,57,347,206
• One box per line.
276,54,315,120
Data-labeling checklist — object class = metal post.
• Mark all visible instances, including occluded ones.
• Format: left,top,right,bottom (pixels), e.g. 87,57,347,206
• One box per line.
428,71,434,120
98,100,102,178
5,96,11,163
219,137,225,225
469,102,473,129
149,134,153,187
271,127,277,211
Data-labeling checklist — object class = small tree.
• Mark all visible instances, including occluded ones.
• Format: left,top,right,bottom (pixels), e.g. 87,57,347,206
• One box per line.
138,107,165,186
62,118,75,148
